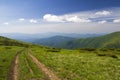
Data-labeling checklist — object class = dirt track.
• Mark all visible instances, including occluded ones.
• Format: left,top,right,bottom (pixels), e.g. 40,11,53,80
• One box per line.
8,49,61,80
28,53,61,80
8,50,22,80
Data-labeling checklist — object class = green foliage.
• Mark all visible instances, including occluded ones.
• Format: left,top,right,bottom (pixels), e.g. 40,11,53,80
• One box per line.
97,53,118,58
68,31,120,49
33,31,120,49
46,48,61,52
0,36,33,47
30,47,120,80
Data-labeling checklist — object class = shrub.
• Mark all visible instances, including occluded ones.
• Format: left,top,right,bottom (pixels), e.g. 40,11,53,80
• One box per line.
99,49,108,51
97,53,118,58
97,53,106,56
109,54,118,58
4,46,12,49
46,48,61,52
80,48,96,51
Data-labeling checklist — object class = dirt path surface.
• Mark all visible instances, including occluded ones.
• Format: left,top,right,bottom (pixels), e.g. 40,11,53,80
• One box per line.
28,53,61,80
8,50,23,80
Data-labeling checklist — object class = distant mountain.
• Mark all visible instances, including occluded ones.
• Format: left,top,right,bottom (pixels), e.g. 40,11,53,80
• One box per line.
33,31,120,49
33,36,75,47
0,33,103,42
64,31,120,49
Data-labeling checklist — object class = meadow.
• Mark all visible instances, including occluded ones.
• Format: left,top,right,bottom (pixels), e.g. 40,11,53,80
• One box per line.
30,47,120,80
0,45,120,80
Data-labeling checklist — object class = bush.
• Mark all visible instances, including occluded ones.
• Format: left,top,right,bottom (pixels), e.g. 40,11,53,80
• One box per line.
80,48,96,51
99,49,108,51
4,46,12,49
97,53,118,58
109,54,118,58
97,53,106,56
46,48,61,52
116,49,120,52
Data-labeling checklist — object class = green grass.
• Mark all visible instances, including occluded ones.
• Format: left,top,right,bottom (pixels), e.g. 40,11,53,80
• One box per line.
0,45,119,80
18,50,46,80
31,47,120,80
0,46,23,80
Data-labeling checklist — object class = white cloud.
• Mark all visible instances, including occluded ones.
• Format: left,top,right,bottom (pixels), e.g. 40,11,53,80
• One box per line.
95,10,111,16
66,16,91,23
43,14,91,23
98,20,107,24
1,8,120,34
29,19,37,23
18,18,25,21
3,22,9,25
113,19,120,23
43,14,64,22
43,9,118,23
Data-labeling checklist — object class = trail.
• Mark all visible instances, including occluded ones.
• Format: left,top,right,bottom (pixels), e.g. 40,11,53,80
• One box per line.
28,52,61,80
8,50,23,80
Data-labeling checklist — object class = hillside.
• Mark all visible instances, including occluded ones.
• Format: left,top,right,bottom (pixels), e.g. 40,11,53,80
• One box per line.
33,36,75,47
0,36,30,47
66,31,120,49
0,33,103,42
34,31,120,49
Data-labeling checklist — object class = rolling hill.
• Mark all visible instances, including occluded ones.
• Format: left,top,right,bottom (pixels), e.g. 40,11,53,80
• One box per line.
0,36,30,47
0,33,103,42
64,31,120,49
33,36,75,47
33,31,120,49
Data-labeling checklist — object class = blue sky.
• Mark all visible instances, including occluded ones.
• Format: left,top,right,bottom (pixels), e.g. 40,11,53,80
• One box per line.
0,0,120,33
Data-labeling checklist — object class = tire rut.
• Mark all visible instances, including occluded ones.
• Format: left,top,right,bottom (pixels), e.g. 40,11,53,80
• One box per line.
28,52,61,80
8,50,23,80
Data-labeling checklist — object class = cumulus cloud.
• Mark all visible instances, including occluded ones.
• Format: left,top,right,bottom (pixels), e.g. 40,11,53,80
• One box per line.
66,16,91,23
18,18,25,21
95,10,111,16
1,8,120,34
43,9,118,23
43,14,64,22
3,22,9,25
98,20,107,24
43,14,91,23
29,19,37,23
113,19,120,23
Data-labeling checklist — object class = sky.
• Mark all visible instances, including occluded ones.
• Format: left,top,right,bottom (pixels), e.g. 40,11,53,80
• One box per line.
0,0,120,34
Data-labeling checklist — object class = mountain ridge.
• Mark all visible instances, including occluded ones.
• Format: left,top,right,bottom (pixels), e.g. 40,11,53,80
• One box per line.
33,31,120,49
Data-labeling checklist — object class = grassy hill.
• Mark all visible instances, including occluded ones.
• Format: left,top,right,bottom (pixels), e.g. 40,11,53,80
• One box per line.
65,31,120,49
33,31,120,49
33,36,75,47
0,34,120,80
0,36,30,47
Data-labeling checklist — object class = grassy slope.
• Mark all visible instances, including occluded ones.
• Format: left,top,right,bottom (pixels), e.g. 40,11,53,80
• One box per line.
0,46,22,80
33,36,75,47
0,36,40,80
63,31,120,49
0,33,120,80
0,36,33,47
31,47,120,80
